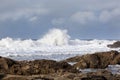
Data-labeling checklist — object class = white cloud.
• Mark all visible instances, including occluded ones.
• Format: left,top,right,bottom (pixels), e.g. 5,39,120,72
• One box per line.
29,16,38,22
70,11,96,24
0,8,49,21
99,8,120,22
0,0,49,22
70,8,120,24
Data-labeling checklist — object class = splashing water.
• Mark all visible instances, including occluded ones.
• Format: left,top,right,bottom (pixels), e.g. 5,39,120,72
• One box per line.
0,28,119,60
38,28,70,46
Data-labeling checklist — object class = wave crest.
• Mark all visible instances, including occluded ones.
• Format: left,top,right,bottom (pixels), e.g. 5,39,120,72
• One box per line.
38,28,70,46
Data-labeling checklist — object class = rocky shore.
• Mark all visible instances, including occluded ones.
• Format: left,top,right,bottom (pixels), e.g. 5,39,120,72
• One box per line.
107,41,120,48
0,50,120,80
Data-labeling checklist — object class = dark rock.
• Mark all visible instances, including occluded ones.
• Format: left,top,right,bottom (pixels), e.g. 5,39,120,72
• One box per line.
3,77,29,80
18,60,78,75
81,76,107,80
0,57,17,74
87,70,113,80
0,73,6,80
65,56,83,62
0,56,78,75
107,41,120,48
65,51,120,69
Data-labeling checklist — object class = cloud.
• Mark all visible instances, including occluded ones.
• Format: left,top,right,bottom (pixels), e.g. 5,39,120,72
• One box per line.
0,8,48,21
70,8,120,24
70,11,96,24
51,18,65,25
99,8,120,22
0,0,49,21
0,0,120,39
29,16,38,22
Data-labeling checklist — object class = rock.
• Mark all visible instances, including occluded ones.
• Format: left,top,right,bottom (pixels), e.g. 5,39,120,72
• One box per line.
0,73,6,80
3,77,29,80
107,41,120,48
65,51,120,69
65,56,83,62
1,70,120,80
17,60,78,75
0,56,78,75
87,70,113,80
76,70,115,80
0,56,17,74
80,76,107,80
111,53,120,64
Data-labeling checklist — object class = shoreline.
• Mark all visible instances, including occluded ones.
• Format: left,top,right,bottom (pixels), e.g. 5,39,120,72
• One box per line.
0,50,120,80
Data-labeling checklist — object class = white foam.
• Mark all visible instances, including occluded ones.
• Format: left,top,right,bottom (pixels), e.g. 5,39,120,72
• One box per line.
38,28,70,46
107,65,120,74
0,28,119,60
79,65,120,74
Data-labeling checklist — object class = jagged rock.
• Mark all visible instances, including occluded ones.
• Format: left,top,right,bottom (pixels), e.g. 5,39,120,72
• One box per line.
2,70,120,80
0,56,17,74
81,76,107,80
65,51,120,69
0,56,78,75
107,41,120,48
3,77,29,80
0,73,6,80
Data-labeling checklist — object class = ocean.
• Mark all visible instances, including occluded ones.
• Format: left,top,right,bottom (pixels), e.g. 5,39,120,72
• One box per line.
0,28,119,61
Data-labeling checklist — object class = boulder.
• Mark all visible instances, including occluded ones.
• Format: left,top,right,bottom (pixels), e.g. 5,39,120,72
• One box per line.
0,56,78,75
2,70,120,80
0,56,17,74
15,60,78,75
107,41,120,48
65,51,120,69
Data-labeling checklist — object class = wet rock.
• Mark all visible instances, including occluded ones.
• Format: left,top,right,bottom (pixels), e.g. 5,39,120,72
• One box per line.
17,60,78,75
65,56,83,62
0,56,17,74
107,41,120,48
65,51,120,69
87,70,113,80
0,73,6,80
0,56,78,75
81,76,107,80
3,77,29,80
1,70,120,80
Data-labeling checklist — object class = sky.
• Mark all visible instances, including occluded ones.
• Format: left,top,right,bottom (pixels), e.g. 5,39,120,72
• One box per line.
0,0,120,39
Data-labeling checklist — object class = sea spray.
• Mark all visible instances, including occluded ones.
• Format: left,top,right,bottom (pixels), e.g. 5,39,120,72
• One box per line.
38,28,70,46
0,28,117,60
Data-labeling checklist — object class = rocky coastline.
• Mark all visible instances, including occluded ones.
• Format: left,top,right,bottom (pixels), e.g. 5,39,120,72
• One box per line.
0,50,120,80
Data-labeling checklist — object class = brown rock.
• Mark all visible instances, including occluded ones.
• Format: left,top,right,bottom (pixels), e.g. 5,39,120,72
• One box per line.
3,77,28,80
0,56,17,74
0,56,78,75
81,76,107,80
67,51,120,69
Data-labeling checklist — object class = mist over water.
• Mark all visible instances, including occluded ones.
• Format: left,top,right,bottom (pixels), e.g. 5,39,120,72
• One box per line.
0,28,119,60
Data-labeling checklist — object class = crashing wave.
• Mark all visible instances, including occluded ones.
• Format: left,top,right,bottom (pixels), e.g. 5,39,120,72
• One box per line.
0,28,118,60
38,28,70,46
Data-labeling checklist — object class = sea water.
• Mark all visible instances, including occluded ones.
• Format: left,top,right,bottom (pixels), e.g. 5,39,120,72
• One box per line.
0,28,120,74
0,28,119,61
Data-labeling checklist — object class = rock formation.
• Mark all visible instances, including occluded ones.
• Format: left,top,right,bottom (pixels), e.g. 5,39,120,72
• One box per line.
1,50,120,80
107,41,120,48
65,51,120,69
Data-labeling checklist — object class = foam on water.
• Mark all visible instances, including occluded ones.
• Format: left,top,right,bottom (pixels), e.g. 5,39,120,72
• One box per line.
0,28,119,60
79,65,120,75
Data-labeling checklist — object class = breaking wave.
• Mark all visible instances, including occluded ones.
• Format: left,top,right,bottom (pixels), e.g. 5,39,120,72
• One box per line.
0,28,119,60
38,28,70,46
